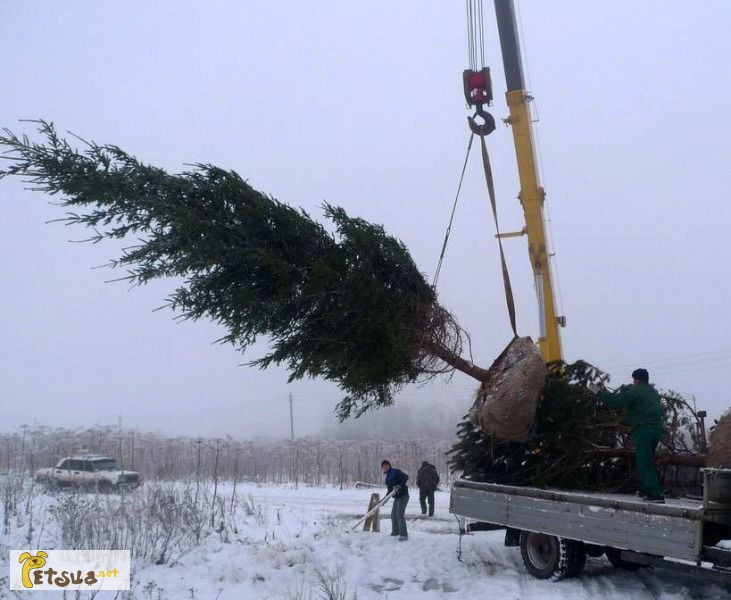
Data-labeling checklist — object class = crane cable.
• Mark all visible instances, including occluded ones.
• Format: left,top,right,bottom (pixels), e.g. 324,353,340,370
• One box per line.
436,0,518,339
469,0,517,337
434,0,486,292
432,134,474,290
432,135,518,339
466,0,486,70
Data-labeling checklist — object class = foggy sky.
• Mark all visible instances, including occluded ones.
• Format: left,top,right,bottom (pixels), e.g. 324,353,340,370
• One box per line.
2,1,730,440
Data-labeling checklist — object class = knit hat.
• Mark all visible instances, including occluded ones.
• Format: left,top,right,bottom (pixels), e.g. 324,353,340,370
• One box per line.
631,368,649,383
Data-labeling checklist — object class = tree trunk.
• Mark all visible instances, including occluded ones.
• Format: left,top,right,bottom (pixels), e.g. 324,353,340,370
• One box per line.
422,339,490,382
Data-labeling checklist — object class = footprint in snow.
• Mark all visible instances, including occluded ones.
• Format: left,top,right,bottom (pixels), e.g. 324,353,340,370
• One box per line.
369,577,404,592
422,577,458,593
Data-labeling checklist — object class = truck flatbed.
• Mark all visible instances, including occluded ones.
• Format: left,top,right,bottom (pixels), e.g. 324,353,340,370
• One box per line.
450,475,731,578
454,479,710,519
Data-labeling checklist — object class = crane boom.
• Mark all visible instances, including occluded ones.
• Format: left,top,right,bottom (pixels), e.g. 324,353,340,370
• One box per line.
494,0,564,363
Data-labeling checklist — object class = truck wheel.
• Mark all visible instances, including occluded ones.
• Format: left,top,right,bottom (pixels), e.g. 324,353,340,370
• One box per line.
519,532,586,580
605,548,642,571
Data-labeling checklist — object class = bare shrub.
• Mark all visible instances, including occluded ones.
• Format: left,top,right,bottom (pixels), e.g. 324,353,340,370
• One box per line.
276,577,312,600
315,566,355,600
49,482,217,565
1,471,25,535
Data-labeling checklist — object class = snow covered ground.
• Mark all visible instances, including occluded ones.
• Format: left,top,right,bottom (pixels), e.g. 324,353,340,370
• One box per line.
2,482,730,599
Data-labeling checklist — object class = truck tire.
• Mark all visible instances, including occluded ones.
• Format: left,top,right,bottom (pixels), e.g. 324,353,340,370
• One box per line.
519,532,586,580
605,548,642,571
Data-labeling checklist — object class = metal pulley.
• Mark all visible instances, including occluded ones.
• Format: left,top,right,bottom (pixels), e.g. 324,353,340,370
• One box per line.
463,68,496,136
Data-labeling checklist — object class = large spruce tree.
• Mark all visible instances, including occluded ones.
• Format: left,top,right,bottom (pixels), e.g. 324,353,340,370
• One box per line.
1,122,710,493
0,121,489,419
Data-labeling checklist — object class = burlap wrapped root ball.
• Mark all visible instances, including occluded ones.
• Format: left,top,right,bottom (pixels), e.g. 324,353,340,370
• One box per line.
469,337,547,442
708,409,731,468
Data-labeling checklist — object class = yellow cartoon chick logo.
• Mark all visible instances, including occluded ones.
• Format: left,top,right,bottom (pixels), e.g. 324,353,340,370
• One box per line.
18,551,48,588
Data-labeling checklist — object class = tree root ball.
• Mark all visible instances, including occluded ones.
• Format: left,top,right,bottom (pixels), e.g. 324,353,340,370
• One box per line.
708,409,731,468
469,337,546,442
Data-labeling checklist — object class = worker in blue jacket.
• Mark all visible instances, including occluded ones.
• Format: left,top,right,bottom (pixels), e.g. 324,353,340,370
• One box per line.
381,460,409,540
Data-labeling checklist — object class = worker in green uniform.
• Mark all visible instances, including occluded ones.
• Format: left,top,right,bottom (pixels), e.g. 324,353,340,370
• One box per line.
594,368,665,503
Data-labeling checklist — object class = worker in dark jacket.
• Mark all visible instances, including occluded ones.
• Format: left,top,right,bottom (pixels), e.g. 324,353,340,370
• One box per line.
381,460,409,540
595,368,665,503
416,461,440,516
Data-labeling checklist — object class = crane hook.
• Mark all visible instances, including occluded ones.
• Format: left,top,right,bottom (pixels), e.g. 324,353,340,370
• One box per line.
468,104,496,137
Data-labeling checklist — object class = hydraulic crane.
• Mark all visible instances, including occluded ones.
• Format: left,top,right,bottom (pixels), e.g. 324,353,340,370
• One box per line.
464,0,565,363
452,8,731,584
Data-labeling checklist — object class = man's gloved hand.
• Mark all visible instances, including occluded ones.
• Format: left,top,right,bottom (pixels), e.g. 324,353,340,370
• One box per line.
587,382,602,395
392,485,401,494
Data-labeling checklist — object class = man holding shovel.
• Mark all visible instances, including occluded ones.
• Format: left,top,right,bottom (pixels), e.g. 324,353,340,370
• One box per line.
381,460,409,540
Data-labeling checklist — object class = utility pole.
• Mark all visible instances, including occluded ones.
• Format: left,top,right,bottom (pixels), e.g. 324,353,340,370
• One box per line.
20,424,28,475
288,392,294,441
118,414,123,467
194,439,202,506
211,440,220,527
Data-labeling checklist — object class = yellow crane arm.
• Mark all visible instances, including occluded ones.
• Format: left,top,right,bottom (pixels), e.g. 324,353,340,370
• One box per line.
495,0,564,363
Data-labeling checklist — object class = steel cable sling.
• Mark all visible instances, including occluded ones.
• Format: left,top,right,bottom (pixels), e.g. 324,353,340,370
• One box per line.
433,135,518,339
479,135,517,338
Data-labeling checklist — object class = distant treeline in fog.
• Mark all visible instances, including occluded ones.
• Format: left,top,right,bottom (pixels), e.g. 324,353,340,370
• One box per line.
0,425,457,487
319,392,470,440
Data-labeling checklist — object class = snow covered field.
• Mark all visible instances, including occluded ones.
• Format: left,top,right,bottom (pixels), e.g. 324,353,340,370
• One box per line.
2,482,730,599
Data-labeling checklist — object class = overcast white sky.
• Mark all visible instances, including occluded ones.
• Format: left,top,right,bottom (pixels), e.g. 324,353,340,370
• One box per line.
1,1,730,439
